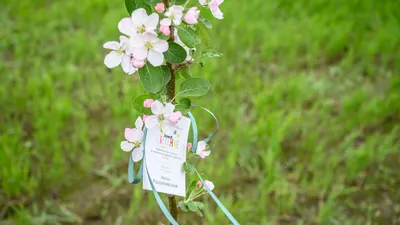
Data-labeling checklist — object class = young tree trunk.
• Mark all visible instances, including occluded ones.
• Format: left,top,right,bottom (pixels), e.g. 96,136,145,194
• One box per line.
163,0,178,223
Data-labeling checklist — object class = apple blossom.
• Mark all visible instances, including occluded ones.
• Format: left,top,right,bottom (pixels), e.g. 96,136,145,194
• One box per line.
204,180,215,191
103,36,136,75
143,99,155,108
198,0,207,5
143,114,150,122
145,100,180,134
155,3,165,13
159,18,171,36
196,181,202,187
120,117,144,162
196,141,210,158
164,5,184,26
130,32,168,66
184,7,200,24
187,142,193,150
118,8,159,36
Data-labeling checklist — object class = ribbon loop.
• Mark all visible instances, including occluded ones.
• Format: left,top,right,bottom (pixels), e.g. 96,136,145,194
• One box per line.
127,105,240,225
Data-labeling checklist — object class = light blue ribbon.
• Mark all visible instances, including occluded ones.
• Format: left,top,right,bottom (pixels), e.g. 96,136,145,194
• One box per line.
127,105,240,225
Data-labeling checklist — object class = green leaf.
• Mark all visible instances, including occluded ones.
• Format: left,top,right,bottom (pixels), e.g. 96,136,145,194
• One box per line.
159,34,170,41
199,15,212,29
162,66,171,84
175,104,191,114
187,201,198,212
176,66,192,79
177,27,201,48
194,201,205,210
197,23,210,46
139,63,165,93
186,180,197,198
199,50,223,59
195,209,204,217
180,98,191,107
182,162,195,175
178,201,189,212
173,0,188,5
175,98,192,114
164,42,187,64
125,0,152,15
132,95,153,114
125,0,136,15
178,78,211,97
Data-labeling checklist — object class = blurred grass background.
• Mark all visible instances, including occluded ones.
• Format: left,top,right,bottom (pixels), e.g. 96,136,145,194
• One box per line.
1,0,400,224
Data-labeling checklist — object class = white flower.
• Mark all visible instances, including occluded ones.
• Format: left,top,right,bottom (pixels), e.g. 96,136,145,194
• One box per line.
145,100,179,135
196,141,211,158
204,180,215,191
118,8,159,36
120,117,144,162
199,0,223,19
103,36,136,75
163,5,184,26
209,0,224,19
175,34,193,61
130,32,168,66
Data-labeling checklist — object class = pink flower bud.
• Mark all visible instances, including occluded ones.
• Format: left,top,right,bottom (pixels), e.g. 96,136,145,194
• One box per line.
131,58,145,68
196,181,202,188
143,99,155,108
169,111,182,124
143,114,150,122
159,25,170,36
187,142,192,149
155,3,165,13
184,7,200,24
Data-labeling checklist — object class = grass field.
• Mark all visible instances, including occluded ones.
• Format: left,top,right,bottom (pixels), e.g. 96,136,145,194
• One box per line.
1,0,400,224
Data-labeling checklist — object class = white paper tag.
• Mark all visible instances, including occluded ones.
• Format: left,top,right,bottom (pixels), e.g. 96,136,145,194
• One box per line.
143,116,191,197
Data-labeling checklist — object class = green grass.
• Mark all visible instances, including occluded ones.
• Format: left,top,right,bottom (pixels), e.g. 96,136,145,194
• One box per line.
1,0,400,224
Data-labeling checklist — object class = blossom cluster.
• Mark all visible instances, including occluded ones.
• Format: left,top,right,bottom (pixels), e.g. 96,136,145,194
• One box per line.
103,0,224,75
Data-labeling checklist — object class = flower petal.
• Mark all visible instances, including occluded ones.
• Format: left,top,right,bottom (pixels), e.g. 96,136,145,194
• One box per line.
211,6,223,19
103,41,120,50
131,8,148,25
118,18,136,36
132,47,148,60
163,103,175,117
162,122,175,136
145,115,159,129
121,141,134,152
196,141,206,154
204,180,215,191
142,31,158,41
130,35,145,48
125,128,143,142
198,0,207,5
151,100,164,115
144,13,159,31
147,49,164,66
104,51,123,68
121,54,137,75
124,128,135,142
132,145,144,162
160,18,171,26
153,39,168,53
135,116,144,130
